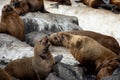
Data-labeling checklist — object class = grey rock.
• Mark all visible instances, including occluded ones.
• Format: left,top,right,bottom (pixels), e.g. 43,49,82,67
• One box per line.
0,34,33,66
25,30,74,46
55,63,77,80
25,31,52,46
53,63,84,80
46,73,63,80
21,12,82,34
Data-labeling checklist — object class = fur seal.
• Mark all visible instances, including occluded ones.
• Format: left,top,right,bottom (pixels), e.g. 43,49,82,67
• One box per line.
81,0,104,8
10,0,30,15
49,32,120,80
4,36,55,80
110,0,120,11
0,68,13,80
0,4,25,41
10,0,48,15
81,0,120,13
50,31,120,55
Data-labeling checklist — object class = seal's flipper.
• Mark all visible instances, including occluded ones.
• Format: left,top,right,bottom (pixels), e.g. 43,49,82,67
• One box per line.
54,55,63,64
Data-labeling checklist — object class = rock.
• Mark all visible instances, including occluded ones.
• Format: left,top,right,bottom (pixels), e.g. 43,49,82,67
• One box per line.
53,63,84,80
0,33,34,68
55,63,77,80
46,72,63,80
21,12,82,34
50,46,79,65
25,31,52,46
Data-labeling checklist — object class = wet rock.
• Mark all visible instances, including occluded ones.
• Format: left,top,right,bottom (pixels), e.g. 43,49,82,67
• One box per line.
46,63,96,80
47,63,84,80
46,72,63,80
21,12,82,34
25,31,52,46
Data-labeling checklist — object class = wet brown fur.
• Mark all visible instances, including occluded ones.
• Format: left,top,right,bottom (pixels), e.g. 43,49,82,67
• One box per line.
0,4,25,40
10,0,48,15
81,0,120,12
110,0,120,10
10,0,30,15
50,31,120,55
49,32,120,80
0,68,13,80
81,0,104,8
4,36,55,80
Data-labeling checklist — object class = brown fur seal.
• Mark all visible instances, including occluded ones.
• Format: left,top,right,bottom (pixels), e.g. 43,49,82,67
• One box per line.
0,68,13,80
4,36,55,80
49,32,120,80
47,0,71,5
10,0,30,15
110,0,120,11
32,36,55,80
81,0,120,13
0,4,25,41
50,31,120,55
81,0,104,8
10,0,48,15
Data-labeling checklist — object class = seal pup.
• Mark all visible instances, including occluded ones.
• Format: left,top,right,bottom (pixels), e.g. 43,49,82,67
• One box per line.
4,36,55,80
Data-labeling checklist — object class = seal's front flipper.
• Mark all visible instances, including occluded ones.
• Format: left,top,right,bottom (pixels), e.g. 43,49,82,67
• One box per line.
54,55,63,64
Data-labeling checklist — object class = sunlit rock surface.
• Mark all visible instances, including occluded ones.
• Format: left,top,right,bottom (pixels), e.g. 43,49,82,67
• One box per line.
0,34,33,61
45,1,120,44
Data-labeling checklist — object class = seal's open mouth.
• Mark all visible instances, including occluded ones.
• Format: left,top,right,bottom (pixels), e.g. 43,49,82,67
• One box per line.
39,54,47,60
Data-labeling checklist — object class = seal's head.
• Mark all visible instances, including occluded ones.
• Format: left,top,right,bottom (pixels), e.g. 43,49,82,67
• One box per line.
2,5,13,14
49,32,72,46
34,36,51,60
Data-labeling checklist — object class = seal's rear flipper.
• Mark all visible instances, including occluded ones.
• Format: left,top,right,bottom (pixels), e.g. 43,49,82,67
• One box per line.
54,55,63,64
